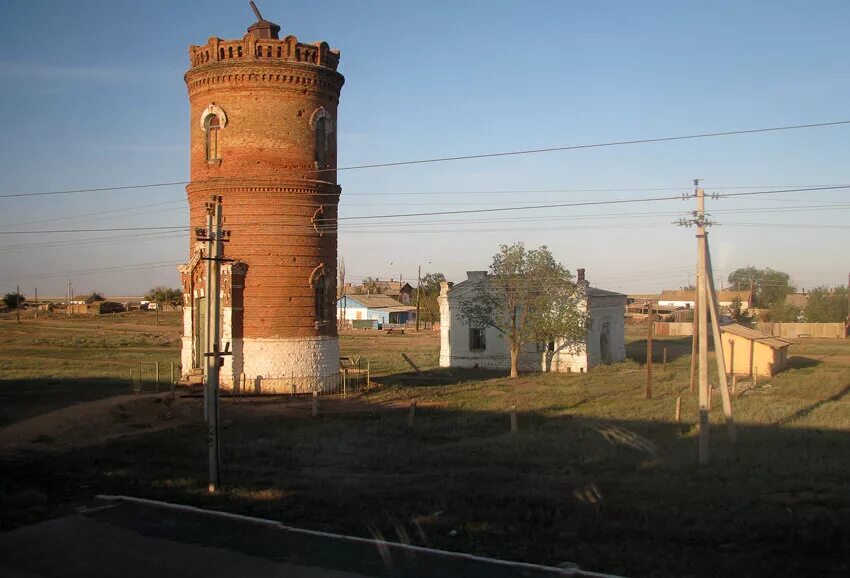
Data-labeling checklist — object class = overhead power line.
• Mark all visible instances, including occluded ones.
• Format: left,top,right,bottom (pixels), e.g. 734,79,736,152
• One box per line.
318,119,850,173
4,186,850,236
0,199,186,230
0,260,185,282
3,119,850,198
331,184,850,222
0,226,189,235
0,181,189,199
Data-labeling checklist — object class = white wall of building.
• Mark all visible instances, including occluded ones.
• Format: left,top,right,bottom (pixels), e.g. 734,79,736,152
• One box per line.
439,281,626,374
337,305,369,321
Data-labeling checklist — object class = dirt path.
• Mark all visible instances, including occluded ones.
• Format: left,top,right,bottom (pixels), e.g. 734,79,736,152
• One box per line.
0,394,200,456
0,393,412,457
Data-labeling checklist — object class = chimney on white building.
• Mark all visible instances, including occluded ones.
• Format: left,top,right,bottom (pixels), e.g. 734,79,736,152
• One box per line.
577,268,589,288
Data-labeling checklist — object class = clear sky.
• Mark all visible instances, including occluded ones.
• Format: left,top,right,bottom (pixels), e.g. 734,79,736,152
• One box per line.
1,0,849,297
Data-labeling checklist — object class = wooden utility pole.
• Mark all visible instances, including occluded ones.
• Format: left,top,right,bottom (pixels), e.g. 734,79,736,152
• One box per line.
34,287,38,320
415,264,422,331
198,196,228,493
16,285,21,323
696,187,710,465
645,302,653,399
66,280,72,317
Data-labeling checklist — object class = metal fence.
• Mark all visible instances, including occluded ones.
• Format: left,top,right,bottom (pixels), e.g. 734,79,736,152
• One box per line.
131,361,180,394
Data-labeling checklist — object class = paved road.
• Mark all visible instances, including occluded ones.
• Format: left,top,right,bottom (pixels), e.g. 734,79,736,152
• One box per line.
0,497,614,578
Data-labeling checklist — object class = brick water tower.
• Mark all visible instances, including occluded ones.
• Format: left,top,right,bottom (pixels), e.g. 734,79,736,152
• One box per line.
178,3,344,392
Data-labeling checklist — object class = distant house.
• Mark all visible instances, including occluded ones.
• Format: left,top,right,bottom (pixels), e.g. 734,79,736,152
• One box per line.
658,289,754,311
439,269,627,373
347,279,414,304
374,280,414,304
336,294,417,326
720,323,791,377
68,300,125,315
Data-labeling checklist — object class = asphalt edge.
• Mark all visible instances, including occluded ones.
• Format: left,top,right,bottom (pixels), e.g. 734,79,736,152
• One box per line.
96,494,622,578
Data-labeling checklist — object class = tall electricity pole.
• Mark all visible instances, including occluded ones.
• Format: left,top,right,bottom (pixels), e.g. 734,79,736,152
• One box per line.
66,280,72,317
695,187,710,465
197,195,229,494
679,181,737,464
645,301,653,399
16,285,21,323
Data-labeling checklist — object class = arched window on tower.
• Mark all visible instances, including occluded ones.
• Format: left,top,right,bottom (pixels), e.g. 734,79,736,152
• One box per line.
205,114,221,162
315,115,328,166
314,273,329,324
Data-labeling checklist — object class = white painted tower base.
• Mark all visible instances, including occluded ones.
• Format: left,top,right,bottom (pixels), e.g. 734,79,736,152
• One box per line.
236,336,340,393
180,298,340,393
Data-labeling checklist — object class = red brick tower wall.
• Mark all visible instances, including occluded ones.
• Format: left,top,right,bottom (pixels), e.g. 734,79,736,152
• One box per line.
184,32,344,342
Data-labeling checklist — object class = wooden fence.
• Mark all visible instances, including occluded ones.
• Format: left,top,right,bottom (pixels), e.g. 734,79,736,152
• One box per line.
755,322,846,339
653,322,694,336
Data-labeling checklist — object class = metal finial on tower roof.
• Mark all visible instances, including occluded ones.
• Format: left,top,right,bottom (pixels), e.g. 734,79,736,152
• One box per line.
250,1,263,21
247,1,281,39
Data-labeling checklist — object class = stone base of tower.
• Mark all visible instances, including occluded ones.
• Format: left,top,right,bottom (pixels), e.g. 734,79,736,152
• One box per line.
178,258,341,394
181,336,340,394
232,336,340,393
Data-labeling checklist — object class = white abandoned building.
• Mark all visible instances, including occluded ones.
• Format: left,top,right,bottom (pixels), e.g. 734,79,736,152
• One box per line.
439,269,627,373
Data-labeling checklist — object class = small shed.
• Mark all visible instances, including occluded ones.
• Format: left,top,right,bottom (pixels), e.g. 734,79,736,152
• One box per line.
720,323,791,378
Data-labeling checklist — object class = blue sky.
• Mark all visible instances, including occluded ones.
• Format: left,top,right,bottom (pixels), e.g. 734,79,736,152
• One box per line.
1,0,849,296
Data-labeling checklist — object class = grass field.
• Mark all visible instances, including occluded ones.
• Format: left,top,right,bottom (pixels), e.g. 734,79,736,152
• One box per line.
1,314,848,576
0,311,180,425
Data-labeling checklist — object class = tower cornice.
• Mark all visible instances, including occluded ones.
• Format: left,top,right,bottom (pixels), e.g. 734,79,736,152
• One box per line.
184,61,344,101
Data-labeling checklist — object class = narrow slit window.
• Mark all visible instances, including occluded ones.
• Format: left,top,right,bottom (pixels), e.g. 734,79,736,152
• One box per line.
315,116,328,166
314,274,329,323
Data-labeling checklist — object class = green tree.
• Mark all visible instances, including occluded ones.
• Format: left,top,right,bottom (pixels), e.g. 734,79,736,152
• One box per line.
727,266,795,307
415,272,447,325
2,292,25,310
145,286,182,307
729,296,754,324
460,243,588,378
359,277,385,295
145,286,182,324
803,286,849,322
765,300,801,322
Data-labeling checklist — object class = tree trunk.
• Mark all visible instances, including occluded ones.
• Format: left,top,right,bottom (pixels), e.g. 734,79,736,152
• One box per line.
509,346,519,378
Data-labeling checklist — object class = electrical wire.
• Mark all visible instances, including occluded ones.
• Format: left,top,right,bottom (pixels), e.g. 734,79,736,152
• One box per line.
3,119,850,198
0,260,185,282
0,200,186,230
316,119,850,173
0,226,189,235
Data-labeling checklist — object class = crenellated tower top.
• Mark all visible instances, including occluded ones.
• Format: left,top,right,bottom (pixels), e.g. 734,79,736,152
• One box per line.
187,2,340,72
